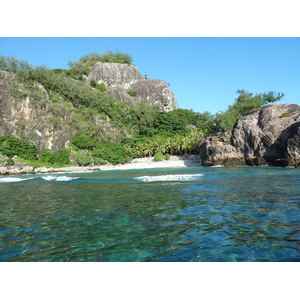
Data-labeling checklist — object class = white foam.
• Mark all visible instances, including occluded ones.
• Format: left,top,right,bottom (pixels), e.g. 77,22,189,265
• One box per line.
135,174,204,182
42,176,79,182
0,177,33,183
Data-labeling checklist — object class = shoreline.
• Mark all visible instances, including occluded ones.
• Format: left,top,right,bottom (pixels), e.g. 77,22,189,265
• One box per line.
0,155,202,176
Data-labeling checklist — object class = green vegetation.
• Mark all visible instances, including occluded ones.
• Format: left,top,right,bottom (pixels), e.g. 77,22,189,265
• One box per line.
164,153,171,160
6,158,14,166
68,51,133,80
0,55,32,73
40,148,71,167
154,152,164,161
0,136,37,160
214,90,284,133
0,54,285,169
76,153,92,166
90,80,107,92
128,89,137,97
280,112,291,118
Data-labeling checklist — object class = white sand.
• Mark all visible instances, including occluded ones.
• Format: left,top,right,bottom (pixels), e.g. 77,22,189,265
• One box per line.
99,155,202,171
14,155,202,175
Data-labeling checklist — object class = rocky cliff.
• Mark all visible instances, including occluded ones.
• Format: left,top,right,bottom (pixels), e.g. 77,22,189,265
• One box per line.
200,104,300,167
87,62,178,112
0,70,122,152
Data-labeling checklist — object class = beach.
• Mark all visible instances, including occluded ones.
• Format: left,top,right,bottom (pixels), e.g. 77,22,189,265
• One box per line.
0,155,202,176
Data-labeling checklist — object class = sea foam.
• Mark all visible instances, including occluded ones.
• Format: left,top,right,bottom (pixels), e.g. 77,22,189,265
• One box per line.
135,174,204,182
0,177,33,183
42,176,79,182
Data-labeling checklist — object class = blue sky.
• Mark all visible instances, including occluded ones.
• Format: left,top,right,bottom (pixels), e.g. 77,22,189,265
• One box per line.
1,37,299,114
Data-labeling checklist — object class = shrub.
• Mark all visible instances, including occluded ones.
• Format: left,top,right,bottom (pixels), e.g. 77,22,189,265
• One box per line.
0,55,32,73
280,112,291,118
164,153,171,160
76,153,91,166
154,152,164,161
92,157,107,165
90,81,107,92
92,140,131,165
128,89,137,97
40,148,71,167
72,134,95,150
0,136,37,160
6,158,14,166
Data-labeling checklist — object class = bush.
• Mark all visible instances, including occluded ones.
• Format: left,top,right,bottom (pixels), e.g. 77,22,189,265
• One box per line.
0,56,32,73
92,140,131,165
164,153,171,160
6,158,14,166
92,157,107,165
128,89,137,97
76,153,91,166
154,152,164,161
72,133,95,150
280,112,291,118
0,136,37,160
40,148,71,167
90,81,107,92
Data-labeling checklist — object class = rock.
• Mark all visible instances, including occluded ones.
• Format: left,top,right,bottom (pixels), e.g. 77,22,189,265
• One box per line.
21,165,34,174
0,61,178,155
0,166,8,175
88,62,144,87
87,62,178,112
8,167,23,175
34,167,54,173
200,104,300,167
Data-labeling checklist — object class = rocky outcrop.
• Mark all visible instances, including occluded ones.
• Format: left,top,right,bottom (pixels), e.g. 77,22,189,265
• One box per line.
0,70,123,152
87,62,178,112
200,104,300,167
0,70,77,151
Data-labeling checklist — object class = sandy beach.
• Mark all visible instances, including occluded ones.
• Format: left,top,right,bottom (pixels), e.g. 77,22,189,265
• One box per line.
0,155,202,176
99,155,202,171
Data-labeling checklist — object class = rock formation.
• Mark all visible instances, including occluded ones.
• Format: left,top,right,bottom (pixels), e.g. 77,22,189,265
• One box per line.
87,62,178,112
0,61,178,153
200,104,300,167
0,70,121,152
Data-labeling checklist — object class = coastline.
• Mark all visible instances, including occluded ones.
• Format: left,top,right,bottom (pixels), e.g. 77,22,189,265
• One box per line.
0,155,202,176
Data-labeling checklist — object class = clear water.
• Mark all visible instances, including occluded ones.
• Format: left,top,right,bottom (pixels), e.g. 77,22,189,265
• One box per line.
0,166,299,262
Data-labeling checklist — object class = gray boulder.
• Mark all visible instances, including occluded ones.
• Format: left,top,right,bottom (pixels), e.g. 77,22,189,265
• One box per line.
200,104,300,167
87,62,178,112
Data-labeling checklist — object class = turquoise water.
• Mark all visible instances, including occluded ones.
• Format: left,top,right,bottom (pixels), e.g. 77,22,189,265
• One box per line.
0,166,299,262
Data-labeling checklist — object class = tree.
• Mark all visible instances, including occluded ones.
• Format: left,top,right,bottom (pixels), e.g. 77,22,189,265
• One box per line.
0,55,32,73
259,91,285,104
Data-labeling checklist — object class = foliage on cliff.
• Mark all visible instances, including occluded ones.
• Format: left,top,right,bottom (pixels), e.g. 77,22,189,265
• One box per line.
0,55,285,167
214,90,284,133
68,51,133,80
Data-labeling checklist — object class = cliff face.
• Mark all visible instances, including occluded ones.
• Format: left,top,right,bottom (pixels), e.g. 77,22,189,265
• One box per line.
200,104,300,167
0,70,121,152
87,62,178,112
0,70,73,152
0,61,178,152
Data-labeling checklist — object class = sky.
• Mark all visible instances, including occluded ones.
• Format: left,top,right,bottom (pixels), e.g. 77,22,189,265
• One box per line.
1,37,299,114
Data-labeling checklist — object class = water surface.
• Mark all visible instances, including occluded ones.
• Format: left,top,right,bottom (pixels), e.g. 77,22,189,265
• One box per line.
0,166,299,261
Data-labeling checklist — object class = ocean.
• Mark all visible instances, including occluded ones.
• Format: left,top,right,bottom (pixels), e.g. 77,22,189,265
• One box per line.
0,166,299,262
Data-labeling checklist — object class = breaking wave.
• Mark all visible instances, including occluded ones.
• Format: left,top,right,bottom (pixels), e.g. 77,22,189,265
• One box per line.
134,174,204,182
0,177,34,183
41,176,79,182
